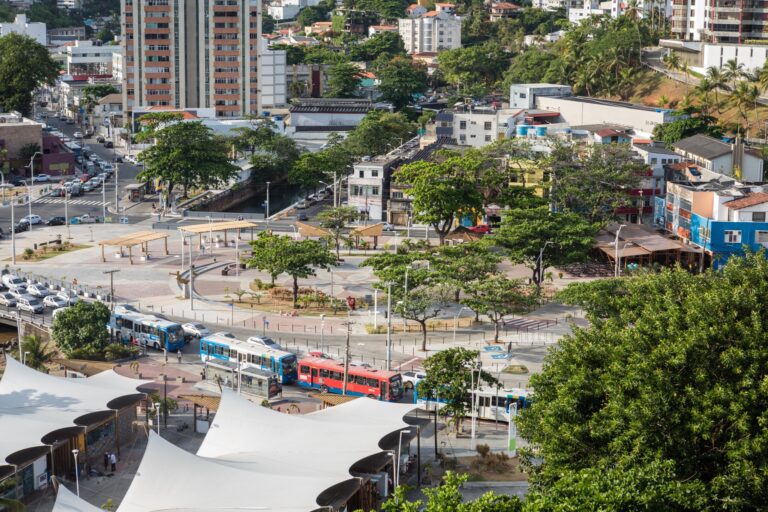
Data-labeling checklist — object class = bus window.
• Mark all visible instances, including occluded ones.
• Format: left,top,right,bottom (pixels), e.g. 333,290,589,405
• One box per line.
367,378,379,387
320,369,329,378
300,365,310,374
380,380,387,399
331,371,342,380
355,375,367,385
311,368,318,378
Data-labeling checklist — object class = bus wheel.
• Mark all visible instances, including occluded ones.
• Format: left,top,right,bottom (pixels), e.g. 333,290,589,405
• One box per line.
367,394,376,399
320,385,329,393
153,342,160,350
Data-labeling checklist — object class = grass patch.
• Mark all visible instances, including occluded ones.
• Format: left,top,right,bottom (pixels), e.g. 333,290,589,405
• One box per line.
502,365,529,374
9,243,90,262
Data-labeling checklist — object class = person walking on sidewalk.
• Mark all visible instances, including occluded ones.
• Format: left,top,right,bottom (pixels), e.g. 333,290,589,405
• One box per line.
110,452,117,472
177,349,182,364
103,452,109,472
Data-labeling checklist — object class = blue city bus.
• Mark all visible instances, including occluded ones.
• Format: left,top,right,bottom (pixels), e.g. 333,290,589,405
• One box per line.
110,312,185,352
199,333,298,384
413,385,532,422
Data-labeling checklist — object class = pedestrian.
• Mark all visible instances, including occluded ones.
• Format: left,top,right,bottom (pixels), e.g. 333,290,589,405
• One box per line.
177,349,182,364
103,452,109,472
507,342,512,354
110,452,117,472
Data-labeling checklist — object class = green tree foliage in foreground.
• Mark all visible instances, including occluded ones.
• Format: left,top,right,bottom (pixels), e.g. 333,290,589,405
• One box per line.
20,334,57,372
0,33,59,116
521,252,768,511
52,301,111,359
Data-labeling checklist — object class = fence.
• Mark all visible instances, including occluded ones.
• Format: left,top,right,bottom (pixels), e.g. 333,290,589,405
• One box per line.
184,211,264,220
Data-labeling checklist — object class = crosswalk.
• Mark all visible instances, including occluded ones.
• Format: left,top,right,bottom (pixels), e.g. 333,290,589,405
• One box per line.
35,198,106,206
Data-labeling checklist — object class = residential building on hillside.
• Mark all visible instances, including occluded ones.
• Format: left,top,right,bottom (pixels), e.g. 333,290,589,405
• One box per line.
659,39,768,75
122,0,284,118
405,4,428,17
656,178,768,267
671,134,764,182
368,24,398,36
286,63,329,98
534,95,678,137
568,0,610,23
58,0,82,8
509,84,572,109
0,14,46,45
66,40,121,76
0,112,75,176
287,98,380,135
489,2,522,21
48,26,87,45
670,0,763,43
267,0,322,20
398,11,461,54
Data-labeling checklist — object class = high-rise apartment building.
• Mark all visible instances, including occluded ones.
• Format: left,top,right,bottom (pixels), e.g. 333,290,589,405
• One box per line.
671,0,766,43
122,0,282,118
398,11,461,54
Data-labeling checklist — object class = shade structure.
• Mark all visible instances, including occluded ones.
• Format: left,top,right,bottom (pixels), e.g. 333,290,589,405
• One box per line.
118,432,343,512
53,484,102,512
0,357,151,465
197,390,416,475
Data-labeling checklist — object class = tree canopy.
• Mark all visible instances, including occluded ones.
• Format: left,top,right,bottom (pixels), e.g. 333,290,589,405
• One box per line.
316,205,359,259
461,276,534,342
375,55,429,109
0,33,59,116
137,118,239,198
52,301,111,359
344,111,416,157
325,61,362,98
521,252,768,511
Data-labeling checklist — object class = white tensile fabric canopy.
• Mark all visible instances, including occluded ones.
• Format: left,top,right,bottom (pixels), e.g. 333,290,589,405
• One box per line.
53,484,103,512
118,432,342,512
196,390,416,475
0,357,150,464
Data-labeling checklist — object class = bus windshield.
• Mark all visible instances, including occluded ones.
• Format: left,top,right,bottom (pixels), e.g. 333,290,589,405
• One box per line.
166,325,184,342
282,355,297,374
389,375,403,399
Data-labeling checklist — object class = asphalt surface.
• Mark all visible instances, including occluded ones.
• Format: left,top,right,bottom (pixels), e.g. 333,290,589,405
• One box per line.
0,110,145,230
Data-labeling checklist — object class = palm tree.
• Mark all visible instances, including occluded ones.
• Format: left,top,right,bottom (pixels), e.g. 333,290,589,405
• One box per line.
757,61,768,93
20,334,57,372
706,66,728,112
663,51,681,74
723,59,745,90
657,95,670,108
694,78,715,115
731,81,759,135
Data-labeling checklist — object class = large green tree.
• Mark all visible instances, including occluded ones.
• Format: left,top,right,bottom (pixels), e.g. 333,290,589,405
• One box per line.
247,236,336,307
653,110,723,146
436,42,510,93
52,301,111,359
0,33,59,116
522,252,768,511
349,31,406,62
430,242,501,302
493,206,597,287
395,152,484,245
461,276,534,342
375,55,428,109
288,133,352,193
325,61,361,98
316,205,359,259
137,119,239,198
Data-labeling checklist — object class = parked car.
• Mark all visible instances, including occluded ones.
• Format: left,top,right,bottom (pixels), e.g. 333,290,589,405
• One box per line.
52,306,70,319
182,323,211,339
26,284,50,298
47,216,66,226
43,295,68,309
73,131,83,139
2,274,24,288
12,221,29,233
21,214,42,225
297,212,308,221
65,118,75,125
296,200,309,209
49,188,64,197
103,141,113,148
468,224,492,234
246,336,282,350
96,135,105,143
100,163,113,173
57,289,79,305
114,156,123,163
33,174,51,183
383,223,396,231
81,181,95,192
401,370,426,390
0,292,16,307
8,284,28,299
214,331,237,339
89,177,102,187
16,295,44,313
76,214,98,224
89,154,99,162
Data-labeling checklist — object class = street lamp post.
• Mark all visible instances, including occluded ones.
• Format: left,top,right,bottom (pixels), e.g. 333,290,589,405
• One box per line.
470,362,482,447
452,306,467,343
26,152,42,231
72,449,80,496
536,241,554,287
65,188,71,239
320,314,325,346
154,402,161,435
373,289,378,328
386,281,393,371
614,224,627,277
265,181,271,223
102,178,106,221
10,196,16,265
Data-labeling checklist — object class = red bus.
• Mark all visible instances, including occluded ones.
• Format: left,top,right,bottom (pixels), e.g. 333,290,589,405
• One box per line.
296,357,404,401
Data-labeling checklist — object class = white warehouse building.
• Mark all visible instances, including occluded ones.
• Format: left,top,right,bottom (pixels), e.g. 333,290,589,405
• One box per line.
0,14,46,45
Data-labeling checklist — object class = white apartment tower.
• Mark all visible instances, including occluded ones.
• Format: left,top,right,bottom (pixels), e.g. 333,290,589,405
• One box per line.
398,11,461,54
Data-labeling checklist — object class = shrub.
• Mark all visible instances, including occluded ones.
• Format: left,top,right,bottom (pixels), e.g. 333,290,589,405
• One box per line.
365,324,387,334
104,344,140,361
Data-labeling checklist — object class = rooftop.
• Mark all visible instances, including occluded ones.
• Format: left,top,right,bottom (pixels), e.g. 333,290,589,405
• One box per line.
723,192,768,210
672,134,732,160
289,98,373,114
633,143,678,156
553,95,673,113
512,83,570,88
572,123,633,134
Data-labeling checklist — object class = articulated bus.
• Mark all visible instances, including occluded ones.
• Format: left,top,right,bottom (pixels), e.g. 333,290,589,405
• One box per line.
414,386,532,422
110,312,185,352
199,333,298,384
296,356,404,401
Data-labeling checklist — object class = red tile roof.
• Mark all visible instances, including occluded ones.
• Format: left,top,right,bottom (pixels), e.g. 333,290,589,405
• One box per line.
492,2,520,8
723,192,768,210
423,10,440,16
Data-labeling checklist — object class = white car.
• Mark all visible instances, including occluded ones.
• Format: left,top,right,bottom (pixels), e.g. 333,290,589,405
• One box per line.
43,295,67,309
246,336,282,350
89,154,99,162
57,290,79,305
401,370,426,390
73,131,83,138
8,284,27,299
26,284,51,297
33,174,51,183
100,163,113,173
183,323,210,339
383,223,396,232
77,214,97,224
52,306,70,319
0,292,17,307
16,295,44,314
2,274,24,288
21,215,42,226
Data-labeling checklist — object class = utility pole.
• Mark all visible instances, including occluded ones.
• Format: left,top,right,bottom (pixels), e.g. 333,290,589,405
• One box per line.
103,269,120,312
190,264,195,310
342,309,351,395
386,282,393,371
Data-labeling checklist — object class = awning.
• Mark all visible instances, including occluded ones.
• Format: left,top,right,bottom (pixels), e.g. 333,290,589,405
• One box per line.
53,485,102,512
296,221,331,238
178,220,258,234
0,357,150,466
350,223,384,237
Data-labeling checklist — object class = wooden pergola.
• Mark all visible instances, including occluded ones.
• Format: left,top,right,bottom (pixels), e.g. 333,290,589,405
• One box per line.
350,223,384,249
309,392,358,410
179,220,259,246
99,231,170,264
444,226,483,244
296,221,331,238
179,394,220,433
54,358,116,377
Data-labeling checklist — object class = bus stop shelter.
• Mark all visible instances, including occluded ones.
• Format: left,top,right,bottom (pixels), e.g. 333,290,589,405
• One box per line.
98,231,170,264
296,220,331,239
350,223,384,249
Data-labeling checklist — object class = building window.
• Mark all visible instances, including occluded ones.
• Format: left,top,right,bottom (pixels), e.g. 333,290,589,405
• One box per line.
724,230,742,244
372,169,379,177
359,170,364,178
519,93,526,98
459,121,466,130
484,122,492,130
756,231,768,245
485,135,491,142
372,186,379,195
753,212,766,222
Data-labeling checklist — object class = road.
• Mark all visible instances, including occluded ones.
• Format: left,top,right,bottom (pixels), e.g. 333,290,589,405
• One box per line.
0,110,146,229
